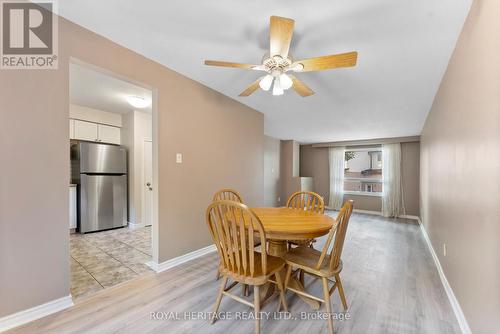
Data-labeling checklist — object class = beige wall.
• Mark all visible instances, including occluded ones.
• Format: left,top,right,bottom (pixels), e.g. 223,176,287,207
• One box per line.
263,136,281,207
280,140,301,203
420,0,500,332
401,142,420,216
300,142,420,215
0,17,264,318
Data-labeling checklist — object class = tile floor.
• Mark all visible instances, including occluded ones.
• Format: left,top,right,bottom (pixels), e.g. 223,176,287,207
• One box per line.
70,226,153,299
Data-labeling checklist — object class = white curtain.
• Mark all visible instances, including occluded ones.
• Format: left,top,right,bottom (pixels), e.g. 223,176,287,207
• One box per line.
382,143,405,217
328,147,345,210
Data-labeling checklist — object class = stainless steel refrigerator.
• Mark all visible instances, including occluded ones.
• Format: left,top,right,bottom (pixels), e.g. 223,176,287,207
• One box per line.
71,141,128,233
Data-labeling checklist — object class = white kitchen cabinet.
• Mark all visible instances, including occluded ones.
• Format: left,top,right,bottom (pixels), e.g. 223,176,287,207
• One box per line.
69,185,77,229
69,119,75,139
98,124,121,145
71,119,121,144
73,120,98,142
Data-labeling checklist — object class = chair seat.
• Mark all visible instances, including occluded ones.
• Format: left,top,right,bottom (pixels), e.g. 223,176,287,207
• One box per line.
284,246,342,277
219,251,285,285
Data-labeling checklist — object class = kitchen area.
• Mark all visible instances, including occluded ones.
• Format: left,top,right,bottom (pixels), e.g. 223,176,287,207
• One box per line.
68,62,155,299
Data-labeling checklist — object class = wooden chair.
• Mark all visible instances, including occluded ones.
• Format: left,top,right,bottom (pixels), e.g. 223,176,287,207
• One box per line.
206,200,287,334
283,200,354,334
213,189,261,284
213,188,244,203
286,191,325,248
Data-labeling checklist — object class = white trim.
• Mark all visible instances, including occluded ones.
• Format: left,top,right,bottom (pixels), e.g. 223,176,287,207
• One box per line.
344,177,382,183
0,295,73,333
127,221,147,229
147,244,216,273
398,214,420,220
418,219,472,334
353,209,383,216
344,191,382,197
142,138,153,228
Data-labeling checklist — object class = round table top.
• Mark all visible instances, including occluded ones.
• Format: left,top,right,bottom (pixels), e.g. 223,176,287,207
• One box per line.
250,207,335,240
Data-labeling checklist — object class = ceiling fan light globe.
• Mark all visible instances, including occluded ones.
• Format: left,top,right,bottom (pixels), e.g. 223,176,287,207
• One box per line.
272,78,284,96
279,73,293,90
290,63,304,72
259,75,274,91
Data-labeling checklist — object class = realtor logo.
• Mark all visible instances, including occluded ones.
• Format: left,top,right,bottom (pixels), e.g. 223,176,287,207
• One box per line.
1,0,58,69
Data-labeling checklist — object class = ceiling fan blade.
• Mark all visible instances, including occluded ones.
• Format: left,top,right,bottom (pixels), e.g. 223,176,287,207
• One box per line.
239,77,262,97
204,60,259,69
269,16,295,58
290,75,315,97
292,51,358,72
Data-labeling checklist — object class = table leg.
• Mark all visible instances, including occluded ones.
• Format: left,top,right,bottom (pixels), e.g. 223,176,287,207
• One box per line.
260,240,287,301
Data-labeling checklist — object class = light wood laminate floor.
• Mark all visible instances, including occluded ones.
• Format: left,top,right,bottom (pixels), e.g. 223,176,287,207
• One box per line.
8,212,460,334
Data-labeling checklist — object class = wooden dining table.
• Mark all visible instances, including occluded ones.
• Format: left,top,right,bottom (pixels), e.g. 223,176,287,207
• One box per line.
250,207,336,309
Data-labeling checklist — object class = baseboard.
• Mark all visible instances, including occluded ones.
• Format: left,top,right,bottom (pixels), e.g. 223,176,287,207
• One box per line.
127,222,148,229
0,295,73,333
353,209,383,216
352,210,421,222
418,220,472,334
398,214,420,220
147,244,216,273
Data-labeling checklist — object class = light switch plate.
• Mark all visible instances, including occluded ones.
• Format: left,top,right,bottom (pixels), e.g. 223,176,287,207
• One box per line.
176,153,182,164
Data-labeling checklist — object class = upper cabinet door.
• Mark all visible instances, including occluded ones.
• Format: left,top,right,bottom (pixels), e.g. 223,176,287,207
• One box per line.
98,124,121,145
74,120,98,142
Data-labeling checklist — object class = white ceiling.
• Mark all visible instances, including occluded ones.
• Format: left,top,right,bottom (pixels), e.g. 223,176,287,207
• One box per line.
70,62,152,114
60,0,472,143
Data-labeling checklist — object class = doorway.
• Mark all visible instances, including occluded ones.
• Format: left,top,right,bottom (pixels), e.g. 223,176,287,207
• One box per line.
68,58,158,300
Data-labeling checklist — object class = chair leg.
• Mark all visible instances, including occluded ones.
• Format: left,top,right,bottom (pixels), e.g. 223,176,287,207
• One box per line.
335,274,348,310
299,269,305,286
275,271,288,312
215,261,221,280
211,276,228,324
284,265,293,289
322,277,334,334
254,285,261,334
242,284,249,297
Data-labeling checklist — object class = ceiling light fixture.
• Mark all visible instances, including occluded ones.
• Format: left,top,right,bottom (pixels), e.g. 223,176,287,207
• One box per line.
279,73,293,90
126,96,150,109
259,75,274,91
288,63,304,72
204,16,358,97
272,77,284,96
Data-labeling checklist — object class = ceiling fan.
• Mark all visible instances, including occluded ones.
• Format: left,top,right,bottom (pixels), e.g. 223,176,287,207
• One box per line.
204,16,358,97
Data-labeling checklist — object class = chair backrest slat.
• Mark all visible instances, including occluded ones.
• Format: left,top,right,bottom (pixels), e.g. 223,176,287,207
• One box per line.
206,200,267,278
213,189,244,203
315,200,354,271
286,191,325,214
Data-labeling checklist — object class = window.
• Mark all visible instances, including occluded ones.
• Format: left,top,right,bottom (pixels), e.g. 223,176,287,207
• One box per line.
344,149,383,196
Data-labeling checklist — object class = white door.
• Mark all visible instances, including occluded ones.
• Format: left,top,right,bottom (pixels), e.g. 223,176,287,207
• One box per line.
74,120,98,142
142,140,153,227
98,124,121,144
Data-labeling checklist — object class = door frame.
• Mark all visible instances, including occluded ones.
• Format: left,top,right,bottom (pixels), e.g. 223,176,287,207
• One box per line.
69,57,160,265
